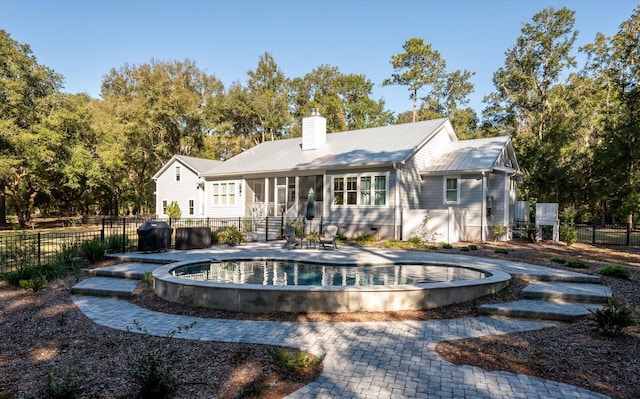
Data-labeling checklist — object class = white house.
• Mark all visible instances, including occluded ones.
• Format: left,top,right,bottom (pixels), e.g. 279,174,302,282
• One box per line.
153,155,221,218
153,111,522,242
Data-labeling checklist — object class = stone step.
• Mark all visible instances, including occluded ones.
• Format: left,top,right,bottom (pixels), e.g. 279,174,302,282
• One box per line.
480,299,603,321
71,277,139,299
91,262,160,279
523,282,612,303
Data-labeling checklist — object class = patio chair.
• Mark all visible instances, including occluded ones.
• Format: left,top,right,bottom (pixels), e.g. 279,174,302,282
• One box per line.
319,225,338,250
282,225,301,250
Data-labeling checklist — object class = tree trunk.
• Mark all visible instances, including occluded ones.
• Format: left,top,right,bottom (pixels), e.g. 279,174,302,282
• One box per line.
0,185,8,227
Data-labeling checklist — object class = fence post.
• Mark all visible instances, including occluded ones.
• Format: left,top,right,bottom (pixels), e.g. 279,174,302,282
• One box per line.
238,217,241,231
265,217,269,242
101,218,105,243
627,223,631,246
37,232,41,267
122,218,126,253
592,223,596,245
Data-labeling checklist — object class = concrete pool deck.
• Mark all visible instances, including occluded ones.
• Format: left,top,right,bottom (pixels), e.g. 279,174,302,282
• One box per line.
71,243,611,398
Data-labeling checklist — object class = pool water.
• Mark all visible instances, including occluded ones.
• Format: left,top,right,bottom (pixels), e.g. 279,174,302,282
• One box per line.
172,260,486,287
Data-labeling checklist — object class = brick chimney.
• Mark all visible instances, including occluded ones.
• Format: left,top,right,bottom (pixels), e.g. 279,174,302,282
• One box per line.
302,108,326,151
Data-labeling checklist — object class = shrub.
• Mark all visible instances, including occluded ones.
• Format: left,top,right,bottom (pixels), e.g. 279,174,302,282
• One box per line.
165,201,181,219
565,259,587,269
383,238,403,249
128,350,177,399
459,246,470,252
494,248,509,254
104,234,124,253
559,223,578,246
56,242,81,266
550,257,567,264
42,371,86,399
216,226,245,246
355,233,375,245
468,244,478,250
266,347,325,371
598,265,631,279
80,239,106,263
439,242,452,249
19,276,46,292
407,236,424,248
590,297,636,337
491,224,505,241
427,245,439,251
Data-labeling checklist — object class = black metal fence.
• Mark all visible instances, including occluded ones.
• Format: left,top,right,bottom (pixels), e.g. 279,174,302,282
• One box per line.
575,223,640,246
5,217,635,273
0,216,329,273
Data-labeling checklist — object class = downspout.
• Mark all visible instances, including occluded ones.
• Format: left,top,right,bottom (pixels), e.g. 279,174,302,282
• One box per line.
481,171,486,241
393,161,405,240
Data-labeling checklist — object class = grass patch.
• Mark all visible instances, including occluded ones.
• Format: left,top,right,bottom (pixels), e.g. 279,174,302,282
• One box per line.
494,248,509,254
266,347,324,372
550,257,567,264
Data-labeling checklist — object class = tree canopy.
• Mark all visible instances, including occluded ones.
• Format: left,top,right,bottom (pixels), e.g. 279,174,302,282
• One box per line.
1,4,639,225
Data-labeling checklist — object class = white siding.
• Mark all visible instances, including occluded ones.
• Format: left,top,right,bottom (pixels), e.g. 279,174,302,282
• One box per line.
206,179,245,218
154,159,202,218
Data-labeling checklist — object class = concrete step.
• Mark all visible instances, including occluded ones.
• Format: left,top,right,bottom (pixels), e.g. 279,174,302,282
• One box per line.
71,277,139,299
90,262,160,279
522,282,612,303
480,299,603,322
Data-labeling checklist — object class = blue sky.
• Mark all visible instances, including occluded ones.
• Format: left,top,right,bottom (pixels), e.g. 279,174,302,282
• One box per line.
0,0,636,117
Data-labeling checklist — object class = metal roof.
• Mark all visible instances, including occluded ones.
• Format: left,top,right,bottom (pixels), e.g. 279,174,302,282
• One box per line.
421,136,511,175
152,155,222,179
203,118,451,177
175,155,222,174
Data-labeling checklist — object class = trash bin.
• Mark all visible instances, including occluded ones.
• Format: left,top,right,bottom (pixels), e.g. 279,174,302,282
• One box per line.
137,221,172,252
175,227,211,250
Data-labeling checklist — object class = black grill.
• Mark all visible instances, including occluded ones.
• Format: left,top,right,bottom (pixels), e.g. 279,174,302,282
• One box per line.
137,221,172,252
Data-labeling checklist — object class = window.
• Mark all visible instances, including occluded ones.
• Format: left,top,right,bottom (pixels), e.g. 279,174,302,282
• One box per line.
360,177,371,205
212,182,236,206
188,199,194,215
333,175,387,207
175,166,181,182
346,177,357,205
162,200,168,215
374,176,386,205
444,177,460,203
212,184,220,205
333,178,344,205
228,182,235,205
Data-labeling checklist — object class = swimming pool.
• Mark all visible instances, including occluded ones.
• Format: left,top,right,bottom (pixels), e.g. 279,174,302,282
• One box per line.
172,260,486,286
153,258,510,313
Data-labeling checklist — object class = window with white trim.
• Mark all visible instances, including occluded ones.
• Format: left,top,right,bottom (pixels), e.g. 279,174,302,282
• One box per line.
162,200,168,214
212,182,236,206
188,199,194,215
443,176,460,204
175,166,181,182
333,175,387,207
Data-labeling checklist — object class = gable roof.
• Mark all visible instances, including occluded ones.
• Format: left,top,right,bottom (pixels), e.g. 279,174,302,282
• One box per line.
203,118,453,178
420,136,517,175
152,155,222,180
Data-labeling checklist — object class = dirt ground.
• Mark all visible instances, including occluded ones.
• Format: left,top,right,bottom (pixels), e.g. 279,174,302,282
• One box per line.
1,240,639,398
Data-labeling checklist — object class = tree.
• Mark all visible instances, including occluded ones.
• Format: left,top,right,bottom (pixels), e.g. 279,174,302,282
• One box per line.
0,30,64,227
484,7,577,139
482,7,579,204
583,5,640,224
383,38,446,123
289,65,392,135
246,52,291,142
97,59,223,214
